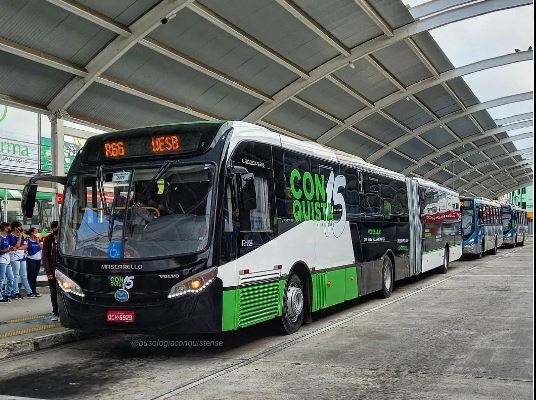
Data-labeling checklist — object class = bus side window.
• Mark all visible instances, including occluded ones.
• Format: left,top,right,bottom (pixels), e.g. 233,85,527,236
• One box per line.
231,141,274,233
339,166,359,221
363,174,383,220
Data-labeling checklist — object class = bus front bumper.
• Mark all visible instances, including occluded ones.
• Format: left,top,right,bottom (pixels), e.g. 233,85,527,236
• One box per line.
57,278,223,334
502,235,515,245
462,241,481,255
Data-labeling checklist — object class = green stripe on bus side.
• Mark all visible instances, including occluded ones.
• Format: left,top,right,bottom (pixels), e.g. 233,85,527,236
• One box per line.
221,264,359,331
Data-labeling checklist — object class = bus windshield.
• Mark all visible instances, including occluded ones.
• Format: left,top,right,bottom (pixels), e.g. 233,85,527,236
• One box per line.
502,208,513,233
60,164,215,259
461,208,474,239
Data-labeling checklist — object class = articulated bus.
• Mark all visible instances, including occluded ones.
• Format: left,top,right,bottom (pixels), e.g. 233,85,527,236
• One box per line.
501,204,529,247
22,121,461,335
460,197,503,258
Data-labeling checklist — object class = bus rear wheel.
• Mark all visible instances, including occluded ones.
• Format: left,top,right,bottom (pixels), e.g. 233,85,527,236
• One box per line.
380,256,394,299
491,237,498,255
440,247,449,274
280,273,304,335
478,239,485,259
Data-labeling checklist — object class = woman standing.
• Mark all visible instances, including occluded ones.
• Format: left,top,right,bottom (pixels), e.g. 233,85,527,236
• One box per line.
8,221,34,298
26,228,43,297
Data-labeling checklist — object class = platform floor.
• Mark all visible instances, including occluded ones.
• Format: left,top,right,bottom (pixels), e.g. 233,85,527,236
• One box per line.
0,239,532,400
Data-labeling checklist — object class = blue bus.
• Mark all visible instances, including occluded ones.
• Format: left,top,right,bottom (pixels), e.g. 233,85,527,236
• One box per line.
461,197,503,258
501,205,529,247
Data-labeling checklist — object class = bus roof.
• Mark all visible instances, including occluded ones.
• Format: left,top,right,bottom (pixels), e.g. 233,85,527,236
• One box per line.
228,121,407,181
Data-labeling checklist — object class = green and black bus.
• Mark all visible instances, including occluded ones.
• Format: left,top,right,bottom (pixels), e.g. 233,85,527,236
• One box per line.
23,121,461,334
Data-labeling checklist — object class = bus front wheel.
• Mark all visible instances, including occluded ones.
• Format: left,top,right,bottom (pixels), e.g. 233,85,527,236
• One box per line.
519,234,525,247
280,273,304,335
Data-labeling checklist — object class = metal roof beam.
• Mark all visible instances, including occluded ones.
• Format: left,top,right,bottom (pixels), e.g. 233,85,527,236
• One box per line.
472,171,533,195
459,165,532,190
438,136,532,185
408,0,477,20
0,36,86,77
496,112,534,125
426,130,534,178
317,50,533,144
274,0,351,56
353,0,394,37
480,178,534,198
141,38,273,102
97,76,216,120
44,0,273,102
402,120,534,174
367,91,533,162
244,0,531,123
187,1,309,78
47,0,195,112
45,0,130,36
364,55,406,91
472,172,533,197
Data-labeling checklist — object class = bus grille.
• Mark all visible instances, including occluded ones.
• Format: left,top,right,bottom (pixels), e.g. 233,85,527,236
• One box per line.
238,281,280,328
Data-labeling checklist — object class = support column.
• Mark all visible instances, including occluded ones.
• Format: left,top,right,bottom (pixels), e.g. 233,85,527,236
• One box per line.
49,110,68,221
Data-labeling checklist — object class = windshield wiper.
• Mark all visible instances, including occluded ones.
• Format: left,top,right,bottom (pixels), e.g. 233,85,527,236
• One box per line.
134,160,173,208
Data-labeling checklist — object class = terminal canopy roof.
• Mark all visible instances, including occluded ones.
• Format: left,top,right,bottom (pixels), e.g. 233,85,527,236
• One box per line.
0,0,533,198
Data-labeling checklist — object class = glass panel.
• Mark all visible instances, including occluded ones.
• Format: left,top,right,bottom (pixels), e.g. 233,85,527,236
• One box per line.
461,209,474,239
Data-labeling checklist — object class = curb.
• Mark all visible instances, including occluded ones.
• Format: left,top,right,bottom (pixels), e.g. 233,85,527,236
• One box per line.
0,329,92,359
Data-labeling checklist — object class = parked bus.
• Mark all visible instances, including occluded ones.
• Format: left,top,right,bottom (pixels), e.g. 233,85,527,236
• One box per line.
501,204,529,247
22,121,461,335
460,197,503,258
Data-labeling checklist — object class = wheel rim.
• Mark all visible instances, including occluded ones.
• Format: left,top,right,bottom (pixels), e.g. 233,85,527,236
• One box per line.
384,261,392,290
285,284,303,323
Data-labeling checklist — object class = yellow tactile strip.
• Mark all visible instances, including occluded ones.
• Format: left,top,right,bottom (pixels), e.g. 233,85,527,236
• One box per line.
0,323,62,339
3,314,50,324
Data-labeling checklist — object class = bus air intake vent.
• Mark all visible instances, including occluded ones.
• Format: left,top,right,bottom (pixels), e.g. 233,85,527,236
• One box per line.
238,281,280,328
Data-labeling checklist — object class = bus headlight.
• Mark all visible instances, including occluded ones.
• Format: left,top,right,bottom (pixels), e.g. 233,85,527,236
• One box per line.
168,268,217,299
55,269,85,298
466,238,475,245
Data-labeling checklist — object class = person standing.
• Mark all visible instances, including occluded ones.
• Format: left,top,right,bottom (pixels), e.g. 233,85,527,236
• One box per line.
8,221,34,299
42,221,59,320
0,222,14,302
26,228,43,297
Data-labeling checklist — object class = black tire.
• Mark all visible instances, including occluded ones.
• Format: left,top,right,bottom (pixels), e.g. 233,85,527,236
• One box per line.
515,235,519,247
491,237,498,255
279,273,305,335
380,256,394,299
440,247,449,274
478,239,485,259
519,234,525,246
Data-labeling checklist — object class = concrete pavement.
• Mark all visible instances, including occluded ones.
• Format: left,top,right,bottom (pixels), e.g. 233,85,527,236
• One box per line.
0,239,532,400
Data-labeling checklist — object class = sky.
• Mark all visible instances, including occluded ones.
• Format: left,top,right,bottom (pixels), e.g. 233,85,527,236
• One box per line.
406,1,534,160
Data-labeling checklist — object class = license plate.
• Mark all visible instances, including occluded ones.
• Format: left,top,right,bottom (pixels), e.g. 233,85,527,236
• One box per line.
107,310,135,323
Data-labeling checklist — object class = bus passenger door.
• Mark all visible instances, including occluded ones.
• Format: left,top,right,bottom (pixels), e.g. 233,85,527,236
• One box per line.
230,142,276,259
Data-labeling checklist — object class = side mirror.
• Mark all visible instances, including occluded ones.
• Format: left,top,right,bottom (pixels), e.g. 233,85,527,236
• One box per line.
240,173,257,211
22,183,38,218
